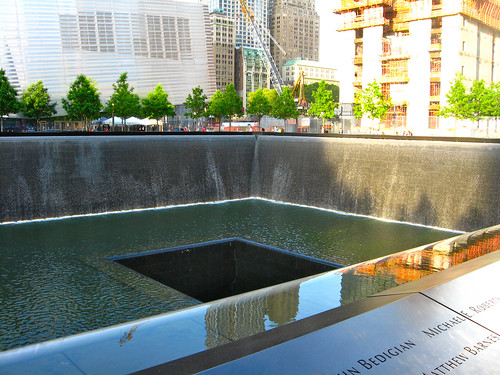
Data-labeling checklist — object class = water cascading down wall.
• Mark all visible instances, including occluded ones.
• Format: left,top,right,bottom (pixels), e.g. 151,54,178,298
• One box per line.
1,134,499,232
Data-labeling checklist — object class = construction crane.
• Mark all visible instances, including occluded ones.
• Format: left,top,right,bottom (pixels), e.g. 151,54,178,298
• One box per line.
292,70,307,110
239,0,286,93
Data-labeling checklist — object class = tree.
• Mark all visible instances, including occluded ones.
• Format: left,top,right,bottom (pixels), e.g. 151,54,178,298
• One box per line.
207,84,243,131
21,80,57,130
207,89,227,130
0,69,20,132
353,79,392,128
223,83,243,130
263,88,278,108
305,82,339,104
62,74,102,131
184,86,208,129
307,80,338,125
438,73,470,120
272,87,300,126
106,72,141,128
247,88,272,125
486,82,500,117
467,79,500,122
142,83,175,130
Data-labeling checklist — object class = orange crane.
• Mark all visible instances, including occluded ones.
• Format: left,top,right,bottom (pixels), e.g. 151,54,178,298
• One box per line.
292,70,307,109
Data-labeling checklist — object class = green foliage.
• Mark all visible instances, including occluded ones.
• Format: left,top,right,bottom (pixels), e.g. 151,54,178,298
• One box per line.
142,84,175,125
305,82,339,104
207,84,243,128
106,72,141,123
468,80,489,121
207,89,226,126
21,80,57,127
183,86,208,119
223,83,243,122
0,69,20,132
62,74,102,130
246,88,272,124
263,88,278,108
438,74,469,120
307,80,337,119
272,87,300,121
439,73,500,121
353,79,392,121
487,82,500,117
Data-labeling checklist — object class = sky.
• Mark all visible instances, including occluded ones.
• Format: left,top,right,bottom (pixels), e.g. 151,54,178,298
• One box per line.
316,0,347,68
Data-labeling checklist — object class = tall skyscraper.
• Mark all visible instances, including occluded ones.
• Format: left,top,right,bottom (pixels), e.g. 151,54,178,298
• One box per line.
206,0,269,48
0,0,216,115
206,0,273,97
210,9,236,91
268,0,320,71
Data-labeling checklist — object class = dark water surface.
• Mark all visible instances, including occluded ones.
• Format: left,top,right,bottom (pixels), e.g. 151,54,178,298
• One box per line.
0,199,456,351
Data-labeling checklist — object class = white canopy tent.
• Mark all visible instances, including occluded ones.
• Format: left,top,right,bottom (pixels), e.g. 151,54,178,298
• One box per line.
125,117,146,125
102,116,123,125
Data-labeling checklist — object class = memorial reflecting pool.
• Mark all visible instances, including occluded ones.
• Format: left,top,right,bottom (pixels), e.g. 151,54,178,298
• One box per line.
0,199,458,351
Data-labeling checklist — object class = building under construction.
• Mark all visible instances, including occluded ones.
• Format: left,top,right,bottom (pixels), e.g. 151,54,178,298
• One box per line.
335,0,500,134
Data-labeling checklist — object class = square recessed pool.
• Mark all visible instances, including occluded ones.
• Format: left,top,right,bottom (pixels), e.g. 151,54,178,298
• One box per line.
110,238,343,303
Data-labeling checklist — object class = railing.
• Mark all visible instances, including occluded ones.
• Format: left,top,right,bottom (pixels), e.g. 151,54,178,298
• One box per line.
461,0,500,29
381,39,410,59
336,0,392,12
380,74,409,83
338,16,389,30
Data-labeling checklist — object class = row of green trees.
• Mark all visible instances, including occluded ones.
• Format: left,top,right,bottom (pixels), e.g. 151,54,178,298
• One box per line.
0,69,58,132
438,73,500,122
186,84,334,129
0,70,176,131
1,67,342,132
352,75,500,127
242,81,340,127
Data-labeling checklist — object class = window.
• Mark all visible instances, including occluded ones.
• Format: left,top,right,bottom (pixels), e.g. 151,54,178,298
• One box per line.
79,14,98,52
60,15,78,49
430,82,440,97
430,58,441,73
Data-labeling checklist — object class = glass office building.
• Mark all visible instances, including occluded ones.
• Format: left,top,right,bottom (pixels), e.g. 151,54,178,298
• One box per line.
205,0,269,49
0,0,216,114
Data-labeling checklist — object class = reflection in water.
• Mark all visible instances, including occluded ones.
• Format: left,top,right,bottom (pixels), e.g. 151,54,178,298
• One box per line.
200,225,500,349
204,286,300,347
266,289,300,326
0,199,466,351
340,225,500,304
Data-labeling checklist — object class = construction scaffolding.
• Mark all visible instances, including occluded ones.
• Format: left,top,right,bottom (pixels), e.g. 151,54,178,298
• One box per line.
461,0,500,29
337,0,500,31
381,59,409,83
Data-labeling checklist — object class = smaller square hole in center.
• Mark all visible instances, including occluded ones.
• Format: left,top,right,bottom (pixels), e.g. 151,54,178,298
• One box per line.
110,238,342,303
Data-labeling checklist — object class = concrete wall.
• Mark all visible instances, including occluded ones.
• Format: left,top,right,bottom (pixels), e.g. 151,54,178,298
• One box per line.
0,135,255,222
1,134,499,232
254,136,500,231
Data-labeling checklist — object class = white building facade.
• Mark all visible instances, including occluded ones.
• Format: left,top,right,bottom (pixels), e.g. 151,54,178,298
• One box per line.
335,0,500,136
0,0,217,115
282,59,338,86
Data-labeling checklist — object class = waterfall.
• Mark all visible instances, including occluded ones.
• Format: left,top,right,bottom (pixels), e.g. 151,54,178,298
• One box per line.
0,134,498,232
